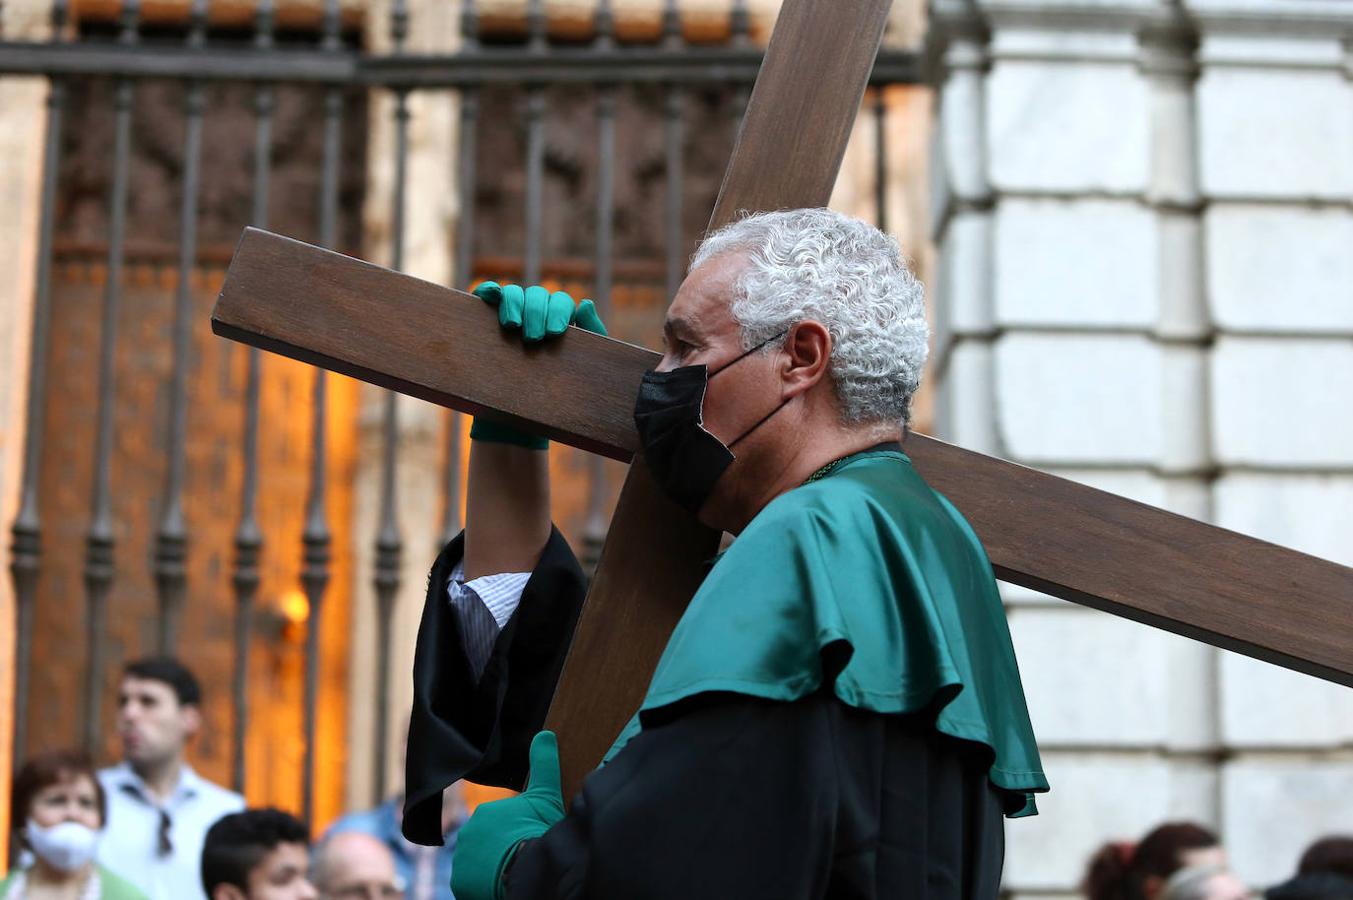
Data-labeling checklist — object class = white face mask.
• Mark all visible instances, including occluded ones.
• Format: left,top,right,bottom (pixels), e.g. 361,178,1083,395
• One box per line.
25,820,100,873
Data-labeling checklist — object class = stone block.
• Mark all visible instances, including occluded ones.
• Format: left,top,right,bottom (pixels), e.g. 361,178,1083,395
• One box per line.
993,333,1162,465
1213,473,1353,566
1198,68,1353,200
1187,2,1353,31
1004,752,1218,892
989,28,1142,65
987,59,1148,193
1197,33,1347,68
1011,602,1219,749
938,62,990,202
1218,651,1353,748
1206,205,1353,333
1221,760,1353,887
1211,338,1353,467
933,339,999,454
993,198,1156,328
1009,606,1171,745
939,209,995,336
1158,345,1211,475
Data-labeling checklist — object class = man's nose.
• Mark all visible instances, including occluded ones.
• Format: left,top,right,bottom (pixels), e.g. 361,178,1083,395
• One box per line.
296,877,320,900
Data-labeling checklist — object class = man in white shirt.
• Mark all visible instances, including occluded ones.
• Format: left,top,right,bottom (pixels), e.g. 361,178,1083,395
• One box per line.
98,656,245,900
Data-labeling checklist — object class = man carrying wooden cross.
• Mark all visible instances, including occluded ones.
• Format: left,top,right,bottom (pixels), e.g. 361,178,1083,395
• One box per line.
402,208,1048,899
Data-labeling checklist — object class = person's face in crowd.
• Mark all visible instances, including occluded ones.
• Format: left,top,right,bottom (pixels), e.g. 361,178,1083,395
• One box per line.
318,848,403,899
118,675,201,768
29,773,102,830
1198,870,1250,900
1182,846,1229,872
244,842,318,900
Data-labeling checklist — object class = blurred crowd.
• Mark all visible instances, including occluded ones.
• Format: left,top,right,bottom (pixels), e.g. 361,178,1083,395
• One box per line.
3,654,1350,899
3,656,459,900
1084,822,1353,900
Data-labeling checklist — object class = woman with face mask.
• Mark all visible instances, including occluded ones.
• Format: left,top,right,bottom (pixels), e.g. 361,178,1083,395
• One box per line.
3,750,148,900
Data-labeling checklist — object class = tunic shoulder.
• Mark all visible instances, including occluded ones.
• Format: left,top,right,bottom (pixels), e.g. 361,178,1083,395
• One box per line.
634,448,1048,817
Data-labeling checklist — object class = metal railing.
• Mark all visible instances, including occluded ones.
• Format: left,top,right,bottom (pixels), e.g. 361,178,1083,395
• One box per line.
2,0,921,824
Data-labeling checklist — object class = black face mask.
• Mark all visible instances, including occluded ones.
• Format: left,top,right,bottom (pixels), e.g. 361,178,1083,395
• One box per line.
632,332,791,515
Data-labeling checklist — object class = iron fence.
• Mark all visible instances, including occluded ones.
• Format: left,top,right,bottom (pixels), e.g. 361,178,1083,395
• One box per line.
2,0,922,825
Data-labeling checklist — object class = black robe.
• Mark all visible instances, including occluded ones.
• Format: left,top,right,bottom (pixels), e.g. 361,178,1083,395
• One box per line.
404,530,1007,899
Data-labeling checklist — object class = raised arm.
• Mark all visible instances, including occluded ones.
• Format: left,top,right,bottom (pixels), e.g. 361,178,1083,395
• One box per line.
464,281,606,577
403,283,606,847
464,440,551,579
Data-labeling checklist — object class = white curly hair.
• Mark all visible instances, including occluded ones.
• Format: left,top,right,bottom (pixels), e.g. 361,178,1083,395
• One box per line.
690,208,929,427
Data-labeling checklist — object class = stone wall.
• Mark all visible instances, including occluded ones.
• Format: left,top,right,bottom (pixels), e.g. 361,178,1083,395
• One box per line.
930,0,1353,892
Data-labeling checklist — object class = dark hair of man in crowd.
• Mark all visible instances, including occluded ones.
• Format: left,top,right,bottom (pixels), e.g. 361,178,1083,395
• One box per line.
10,749,108,831
1083,822,1221,900
1300,838,1353,881
201,808,310,893
124,656,202,707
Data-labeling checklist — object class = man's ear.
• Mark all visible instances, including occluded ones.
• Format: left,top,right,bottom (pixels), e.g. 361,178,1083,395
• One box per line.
780,321,832,399
212,884,247,900
181,704,203,739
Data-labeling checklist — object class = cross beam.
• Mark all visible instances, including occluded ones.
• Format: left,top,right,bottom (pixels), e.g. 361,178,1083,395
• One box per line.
212,0,1353,803
212,230,1353,688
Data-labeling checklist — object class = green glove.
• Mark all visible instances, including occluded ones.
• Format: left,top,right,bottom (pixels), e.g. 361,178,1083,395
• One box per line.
451,731,566,900
469,282,608,451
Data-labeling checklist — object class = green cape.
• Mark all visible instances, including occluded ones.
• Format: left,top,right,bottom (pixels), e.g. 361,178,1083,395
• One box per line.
605,448,1048,817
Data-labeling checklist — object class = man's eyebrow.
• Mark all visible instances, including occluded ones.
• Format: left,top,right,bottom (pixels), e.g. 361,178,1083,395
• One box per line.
664,315,698,340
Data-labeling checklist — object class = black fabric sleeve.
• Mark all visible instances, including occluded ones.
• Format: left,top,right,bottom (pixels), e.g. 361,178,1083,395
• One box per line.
402,527,587,846
505,692,840,900
504,691,1006,900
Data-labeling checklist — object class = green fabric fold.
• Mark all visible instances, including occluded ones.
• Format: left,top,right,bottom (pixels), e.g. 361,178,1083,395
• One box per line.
605,449,1048,817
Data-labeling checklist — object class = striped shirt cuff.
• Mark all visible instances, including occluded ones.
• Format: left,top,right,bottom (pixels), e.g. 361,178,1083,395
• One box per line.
447,560,531,629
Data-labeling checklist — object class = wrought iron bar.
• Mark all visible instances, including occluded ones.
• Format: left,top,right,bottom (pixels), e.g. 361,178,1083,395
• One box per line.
583,81,617,573
154,0,208,654
0,42,923,88
460,0,478,52
372,0,410,804
663,0,685,300
874,87,888,233
594,0,614,53
523,87,545,285
527,0,546,53
231,0,275,796
0,41,354,81
663,89,684,298
729,0,751,142
83,0,139,754
523,0,547,287
441,83,478,549
730,0,751,46
8,0,69,761
301,0,341,823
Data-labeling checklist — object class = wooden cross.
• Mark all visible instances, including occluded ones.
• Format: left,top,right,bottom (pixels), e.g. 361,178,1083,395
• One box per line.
212,0,1353,803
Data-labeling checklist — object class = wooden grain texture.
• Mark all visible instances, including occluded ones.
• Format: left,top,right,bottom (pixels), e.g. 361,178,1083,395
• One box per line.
211,250,1353,693
544,0,896,801
211,228,650,462
708,0,892,230
904,436,1353,689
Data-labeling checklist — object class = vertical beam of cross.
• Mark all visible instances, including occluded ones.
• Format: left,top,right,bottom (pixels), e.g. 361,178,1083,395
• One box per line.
542,0,895,803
